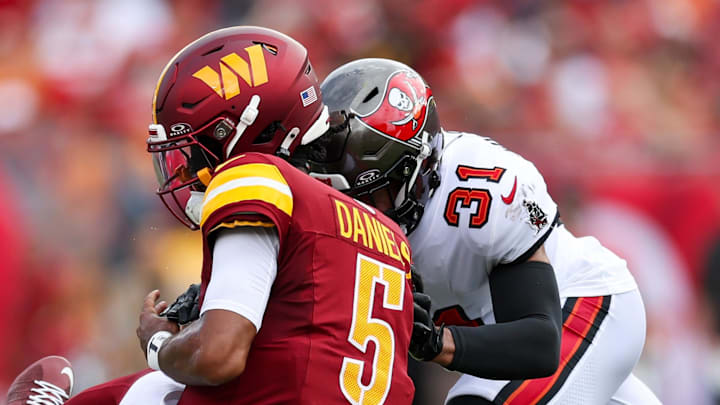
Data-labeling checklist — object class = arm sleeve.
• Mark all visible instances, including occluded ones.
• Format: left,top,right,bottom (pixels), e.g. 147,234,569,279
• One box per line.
445,261,562,380
200,226,280,331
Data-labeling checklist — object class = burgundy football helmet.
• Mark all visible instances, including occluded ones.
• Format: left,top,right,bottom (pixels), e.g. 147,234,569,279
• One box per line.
148,26,329,228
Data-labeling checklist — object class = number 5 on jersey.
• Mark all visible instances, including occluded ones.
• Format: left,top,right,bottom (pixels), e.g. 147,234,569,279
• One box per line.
340,254,406,405
444,166,506,228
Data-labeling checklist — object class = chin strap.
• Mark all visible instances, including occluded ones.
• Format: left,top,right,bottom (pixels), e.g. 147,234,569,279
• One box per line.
393,130,431,209
278,105,330,159
277,127,300,158
225,95,261,158
427,130,445,199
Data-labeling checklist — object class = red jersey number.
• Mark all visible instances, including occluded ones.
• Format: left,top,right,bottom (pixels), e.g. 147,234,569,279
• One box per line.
444,166,506,229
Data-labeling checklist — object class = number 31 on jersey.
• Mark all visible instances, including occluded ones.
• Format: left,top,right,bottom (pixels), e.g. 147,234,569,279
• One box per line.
444,165,507,228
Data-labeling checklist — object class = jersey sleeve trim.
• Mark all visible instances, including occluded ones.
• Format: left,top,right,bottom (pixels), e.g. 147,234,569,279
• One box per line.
507,212,559,266
209,220,276,234
200,163,293,227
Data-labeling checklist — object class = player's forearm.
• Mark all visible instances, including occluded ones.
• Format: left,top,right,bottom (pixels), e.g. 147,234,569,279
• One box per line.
157,322,218,386
158,320,246,386
436,316,560,380
436,255,562,379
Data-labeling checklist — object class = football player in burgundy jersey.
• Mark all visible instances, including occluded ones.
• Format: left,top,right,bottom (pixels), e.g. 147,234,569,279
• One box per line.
7,29,415,405
303,58,661,404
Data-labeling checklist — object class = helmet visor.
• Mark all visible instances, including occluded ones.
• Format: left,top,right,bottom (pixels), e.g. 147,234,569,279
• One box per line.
147,125,216,190
150,142,204,229
150,142,201,192
147,124,215,229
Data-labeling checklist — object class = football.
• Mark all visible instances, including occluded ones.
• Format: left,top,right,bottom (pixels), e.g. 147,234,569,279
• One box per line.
6,356,73,405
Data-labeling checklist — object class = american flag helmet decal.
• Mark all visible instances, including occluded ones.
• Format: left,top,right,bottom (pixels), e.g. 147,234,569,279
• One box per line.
300,86,317,107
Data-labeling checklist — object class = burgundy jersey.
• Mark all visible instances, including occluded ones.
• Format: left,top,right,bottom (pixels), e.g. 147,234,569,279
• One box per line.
179,153,415,405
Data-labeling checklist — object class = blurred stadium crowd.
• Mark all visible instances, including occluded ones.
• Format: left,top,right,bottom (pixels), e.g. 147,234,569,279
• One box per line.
0,0,719,404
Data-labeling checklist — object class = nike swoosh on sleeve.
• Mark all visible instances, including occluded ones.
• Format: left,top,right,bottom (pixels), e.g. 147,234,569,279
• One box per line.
501,176,517,204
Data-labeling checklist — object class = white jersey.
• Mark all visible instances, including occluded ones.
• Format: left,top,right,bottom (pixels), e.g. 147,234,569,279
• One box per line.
409,131,637,325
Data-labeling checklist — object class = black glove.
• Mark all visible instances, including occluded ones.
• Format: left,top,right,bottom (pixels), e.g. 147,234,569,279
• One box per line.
410,264,424,293
161,284,200,325
409,292,445,361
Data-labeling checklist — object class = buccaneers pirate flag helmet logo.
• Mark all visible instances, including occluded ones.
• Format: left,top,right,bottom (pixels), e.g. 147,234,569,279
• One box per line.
355,70,432,146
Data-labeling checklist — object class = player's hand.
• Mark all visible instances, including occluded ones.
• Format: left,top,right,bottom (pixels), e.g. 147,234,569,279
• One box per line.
409,292,445,361
137,290,180,356
161,284,201,325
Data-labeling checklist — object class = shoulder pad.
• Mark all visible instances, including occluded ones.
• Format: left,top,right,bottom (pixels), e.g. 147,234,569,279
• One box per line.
200,153,293,227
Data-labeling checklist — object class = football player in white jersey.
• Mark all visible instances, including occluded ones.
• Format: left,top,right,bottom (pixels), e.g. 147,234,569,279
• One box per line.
302,58,661,405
